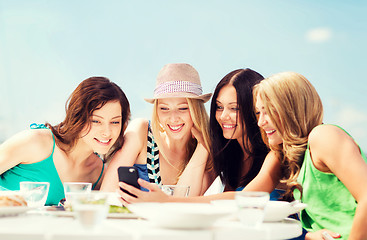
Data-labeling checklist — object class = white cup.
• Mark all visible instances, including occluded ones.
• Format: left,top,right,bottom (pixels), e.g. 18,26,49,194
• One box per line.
19,182,50,208
161,185,190,197
235,191,270,228
72,191,109,230
63,182,92,206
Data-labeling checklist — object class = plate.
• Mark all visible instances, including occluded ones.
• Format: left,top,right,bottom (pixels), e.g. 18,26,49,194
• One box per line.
210,200,307,222
44,210,139,219
0,206,31,217
127,202,232,229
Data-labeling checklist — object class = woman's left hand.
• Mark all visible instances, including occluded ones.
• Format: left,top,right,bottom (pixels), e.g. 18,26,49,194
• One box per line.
118,178,171,206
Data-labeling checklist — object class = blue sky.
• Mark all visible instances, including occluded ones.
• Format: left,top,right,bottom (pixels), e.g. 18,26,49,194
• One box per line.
1,1,366,151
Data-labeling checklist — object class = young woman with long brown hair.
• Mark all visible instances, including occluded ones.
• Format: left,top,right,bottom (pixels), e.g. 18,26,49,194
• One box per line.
0,77,130,205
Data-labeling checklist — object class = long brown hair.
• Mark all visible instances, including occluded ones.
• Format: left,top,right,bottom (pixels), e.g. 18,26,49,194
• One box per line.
46,77,130,160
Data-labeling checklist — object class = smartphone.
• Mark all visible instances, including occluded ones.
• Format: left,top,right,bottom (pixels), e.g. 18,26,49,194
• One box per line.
118,166,140,197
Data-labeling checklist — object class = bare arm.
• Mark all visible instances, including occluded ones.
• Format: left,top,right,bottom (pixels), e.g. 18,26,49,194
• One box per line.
100,119,148,192
308,125,367,240
176,127,215,196
243,150,281,192
176,144,215,196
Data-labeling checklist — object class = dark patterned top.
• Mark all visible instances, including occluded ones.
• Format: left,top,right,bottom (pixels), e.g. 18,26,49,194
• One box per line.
146,122,162,185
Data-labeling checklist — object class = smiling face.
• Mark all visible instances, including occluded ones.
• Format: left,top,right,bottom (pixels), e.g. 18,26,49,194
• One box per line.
255,94,283,146
80,101,122,154
215,85,243,142
157,98,194,140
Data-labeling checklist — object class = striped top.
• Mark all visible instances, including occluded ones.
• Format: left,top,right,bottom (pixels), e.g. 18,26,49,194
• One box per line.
146,122,162,185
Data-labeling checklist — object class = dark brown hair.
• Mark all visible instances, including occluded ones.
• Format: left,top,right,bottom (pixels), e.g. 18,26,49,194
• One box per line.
46,76,130,160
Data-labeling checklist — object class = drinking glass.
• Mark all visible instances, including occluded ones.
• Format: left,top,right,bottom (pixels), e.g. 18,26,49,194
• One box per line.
161,185,190,197
63,182,92,207
19,182,50,208
71,191,109,230
235,191,269,228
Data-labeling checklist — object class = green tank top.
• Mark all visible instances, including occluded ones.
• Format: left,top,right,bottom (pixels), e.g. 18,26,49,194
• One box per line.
0,124,105,205
293,125,367,239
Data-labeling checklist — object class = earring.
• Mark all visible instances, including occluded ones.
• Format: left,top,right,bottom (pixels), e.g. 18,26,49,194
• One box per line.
159,123,165,132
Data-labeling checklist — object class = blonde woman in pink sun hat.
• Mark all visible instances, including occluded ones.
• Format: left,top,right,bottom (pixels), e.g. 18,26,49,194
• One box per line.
101,63,215,196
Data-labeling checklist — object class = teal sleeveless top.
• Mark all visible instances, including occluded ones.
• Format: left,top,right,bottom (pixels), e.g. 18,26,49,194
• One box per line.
0,124,105,205
294,125,367,239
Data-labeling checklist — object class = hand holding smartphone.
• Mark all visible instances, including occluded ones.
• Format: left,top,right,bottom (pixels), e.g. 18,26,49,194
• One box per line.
118,166,140,197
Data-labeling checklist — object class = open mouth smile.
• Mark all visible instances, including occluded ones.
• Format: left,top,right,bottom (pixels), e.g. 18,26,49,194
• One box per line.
94,138,112,145
265,130,276,135
168,124,184,132
222,124,236,129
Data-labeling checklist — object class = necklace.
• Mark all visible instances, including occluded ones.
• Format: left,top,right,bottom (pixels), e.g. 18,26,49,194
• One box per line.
160,149,182,172
156,131,183,173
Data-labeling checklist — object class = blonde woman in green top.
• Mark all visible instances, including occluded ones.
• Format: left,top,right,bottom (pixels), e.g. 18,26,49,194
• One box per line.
254,72,367,240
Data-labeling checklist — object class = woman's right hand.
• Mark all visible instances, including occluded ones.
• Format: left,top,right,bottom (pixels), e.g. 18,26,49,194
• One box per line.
118,178,172,206
305,229,341,240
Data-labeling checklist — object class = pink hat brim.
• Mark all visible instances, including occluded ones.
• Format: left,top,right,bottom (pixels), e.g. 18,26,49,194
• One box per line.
144,92,212,104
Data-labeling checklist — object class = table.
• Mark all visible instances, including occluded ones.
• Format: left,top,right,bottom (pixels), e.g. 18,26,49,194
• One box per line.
0,212,302,240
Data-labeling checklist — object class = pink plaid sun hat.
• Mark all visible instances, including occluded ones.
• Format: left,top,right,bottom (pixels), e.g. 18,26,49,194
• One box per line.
144,63,212,104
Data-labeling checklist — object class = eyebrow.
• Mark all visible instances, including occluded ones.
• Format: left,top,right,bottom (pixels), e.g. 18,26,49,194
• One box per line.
92,115,122,119
216,100,237,105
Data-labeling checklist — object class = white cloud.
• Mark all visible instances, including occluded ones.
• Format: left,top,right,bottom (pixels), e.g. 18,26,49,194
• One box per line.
306,28,332,43
337,107,367,125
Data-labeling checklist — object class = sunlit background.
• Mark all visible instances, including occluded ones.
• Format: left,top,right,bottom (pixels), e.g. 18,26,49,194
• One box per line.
1,1,366,152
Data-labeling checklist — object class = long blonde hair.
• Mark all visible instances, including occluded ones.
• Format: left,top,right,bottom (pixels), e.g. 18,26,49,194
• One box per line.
253,72,323,198
150,98,212,182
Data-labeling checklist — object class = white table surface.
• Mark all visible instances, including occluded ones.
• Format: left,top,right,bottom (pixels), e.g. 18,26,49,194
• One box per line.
0,211,302,240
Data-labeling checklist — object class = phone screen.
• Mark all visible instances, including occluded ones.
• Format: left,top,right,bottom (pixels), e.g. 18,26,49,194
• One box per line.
118,166,140,197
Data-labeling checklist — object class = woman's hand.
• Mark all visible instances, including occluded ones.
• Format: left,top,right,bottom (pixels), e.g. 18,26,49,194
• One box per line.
118,178,171,206
305,230,341,240
191,126,205,147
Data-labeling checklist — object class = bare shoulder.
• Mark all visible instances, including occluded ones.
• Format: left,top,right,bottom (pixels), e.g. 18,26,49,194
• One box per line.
309,125,357,170
2,129,52,149
117,118,148,153
0,129,54,164
125,118,149,134
123,118,148,144
108,119,149,166
21,129,54,162
309,124,352,149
